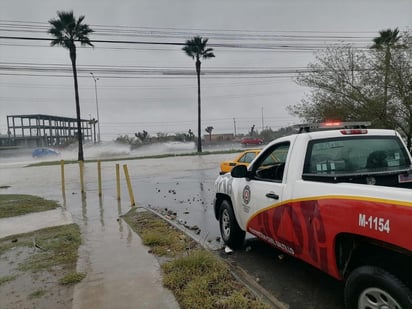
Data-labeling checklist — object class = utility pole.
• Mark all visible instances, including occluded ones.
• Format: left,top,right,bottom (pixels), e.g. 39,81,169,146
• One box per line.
90,72,101,143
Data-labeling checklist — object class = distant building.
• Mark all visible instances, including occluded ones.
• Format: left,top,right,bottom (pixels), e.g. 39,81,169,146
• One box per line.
203,133,234,144
1,114,93,148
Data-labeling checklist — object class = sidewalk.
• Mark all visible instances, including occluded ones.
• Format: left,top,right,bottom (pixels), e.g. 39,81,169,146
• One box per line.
0,208,73,239
0,206,180,309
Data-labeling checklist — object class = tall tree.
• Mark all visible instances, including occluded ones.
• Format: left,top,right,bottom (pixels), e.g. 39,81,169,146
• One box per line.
371,28,403,121
386,31,412,149
290,45,377,123
183,36,215,152
205,126,214,142
289,30,412,149
48,11,94,161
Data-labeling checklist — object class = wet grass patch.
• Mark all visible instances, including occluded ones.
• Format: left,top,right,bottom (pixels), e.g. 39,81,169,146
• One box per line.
0,223,83,307
123,207,270,309
0,194,59,218
16,224,81,273
123,209,197,257
28,289,47,299
59,272,86,285
0,274,17,285
0,224,82,278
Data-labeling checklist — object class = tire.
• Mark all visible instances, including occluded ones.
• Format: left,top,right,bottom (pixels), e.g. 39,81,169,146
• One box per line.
219,199,245,249
344,265,412,309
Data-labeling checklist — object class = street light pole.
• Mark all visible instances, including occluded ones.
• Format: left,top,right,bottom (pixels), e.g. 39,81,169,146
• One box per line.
261,107,264,131
233,117,237,137
90,72,101,143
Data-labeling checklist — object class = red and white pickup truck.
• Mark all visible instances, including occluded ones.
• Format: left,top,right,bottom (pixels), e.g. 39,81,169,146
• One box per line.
214,124,412,309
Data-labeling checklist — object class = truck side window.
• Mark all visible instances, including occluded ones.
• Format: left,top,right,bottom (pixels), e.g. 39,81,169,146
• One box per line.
253,142,290,182
303,136,411,176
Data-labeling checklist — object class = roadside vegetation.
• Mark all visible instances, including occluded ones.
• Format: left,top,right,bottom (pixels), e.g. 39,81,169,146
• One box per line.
0,194,84,308
123,207,270,309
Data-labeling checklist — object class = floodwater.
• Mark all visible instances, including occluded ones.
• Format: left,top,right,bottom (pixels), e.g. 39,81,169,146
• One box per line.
0,141,238,308
0,141,240,247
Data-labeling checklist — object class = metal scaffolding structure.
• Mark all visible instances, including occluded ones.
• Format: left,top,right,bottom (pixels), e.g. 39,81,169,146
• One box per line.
4,114,93,148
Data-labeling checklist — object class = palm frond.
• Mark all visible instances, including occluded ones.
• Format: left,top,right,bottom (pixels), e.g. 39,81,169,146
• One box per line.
48,10,93,48
182,36,215,60
371,28,402,49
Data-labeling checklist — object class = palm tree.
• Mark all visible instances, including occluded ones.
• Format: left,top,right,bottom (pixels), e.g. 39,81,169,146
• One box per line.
183,36,215,152
48,11,94,161
371,28,402,122
205,126,214,142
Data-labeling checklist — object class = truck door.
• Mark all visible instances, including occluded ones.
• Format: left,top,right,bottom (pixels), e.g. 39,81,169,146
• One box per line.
235,142,290,235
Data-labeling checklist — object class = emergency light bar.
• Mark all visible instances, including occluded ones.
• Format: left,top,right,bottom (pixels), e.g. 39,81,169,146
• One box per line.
294,121,371,133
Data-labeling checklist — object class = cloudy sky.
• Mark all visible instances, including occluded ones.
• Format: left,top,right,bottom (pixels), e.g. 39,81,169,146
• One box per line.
1,0,411,140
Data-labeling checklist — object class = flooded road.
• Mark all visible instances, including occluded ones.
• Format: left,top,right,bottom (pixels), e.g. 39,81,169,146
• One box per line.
0,142,345,308
0,142,234,308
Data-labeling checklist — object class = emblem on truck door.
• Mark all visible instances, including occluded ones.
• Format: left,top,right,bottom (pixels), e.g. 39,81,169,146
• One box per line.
242,185,251,204
242,185,251,213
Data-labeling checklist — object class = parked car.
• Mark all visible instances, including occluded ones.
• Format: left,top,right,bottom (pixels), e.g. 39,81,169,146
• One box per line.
214,123,412,308
240,137,263,145
32,148,60,158
220,149,261,174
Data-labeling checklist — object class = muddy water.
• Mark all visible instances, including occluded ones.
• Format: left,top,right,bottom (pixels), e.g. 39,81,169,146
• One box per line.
0,150,236,308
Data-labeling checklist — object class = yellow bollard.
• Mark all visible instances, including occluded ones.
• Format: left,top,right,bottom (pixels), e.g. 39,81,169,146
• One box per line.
123,164,135,206
97,161,102,197
116,164,121,201
60,160,66,197
79,161,85,193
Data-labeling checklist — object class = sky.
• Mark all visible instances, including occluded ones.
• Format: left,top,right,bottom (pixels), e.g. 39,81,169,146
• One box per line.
1,0,411,141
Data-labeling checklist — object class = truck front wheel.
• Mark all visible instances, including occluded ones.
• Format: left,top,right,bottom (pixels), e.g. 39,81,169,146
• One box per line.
219,200,245,249
344,265,412,309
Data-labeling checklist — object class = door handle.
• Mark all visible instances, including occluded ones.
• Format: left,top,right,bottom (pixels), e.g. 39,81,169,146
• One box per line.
266,192,279,200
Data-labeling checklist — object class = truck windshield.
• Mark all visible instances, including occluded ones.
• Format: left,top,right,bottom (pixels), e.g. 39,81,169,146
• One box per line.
303,136,411,175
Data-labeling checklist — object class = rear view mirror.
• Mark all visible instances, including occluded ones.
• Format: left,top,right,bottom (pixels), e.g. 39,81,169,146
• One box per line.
231,165,248,178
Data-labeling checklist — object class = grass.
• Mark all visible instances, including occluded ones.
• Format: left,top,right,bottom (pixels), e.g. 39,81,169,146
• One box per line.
28,289,47,299
123,207,270,309
0,195,84,307
0,224,84,304
16,224,81,273
124,209,197,257
0,275,17,286
0,223,82,282
0,194,59,218
59,272,86,285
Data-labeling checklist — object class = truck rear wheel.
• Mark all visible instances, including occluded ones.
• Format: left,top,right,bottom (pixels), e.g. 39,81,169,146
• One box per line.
344,265,412,309
219,200,245,249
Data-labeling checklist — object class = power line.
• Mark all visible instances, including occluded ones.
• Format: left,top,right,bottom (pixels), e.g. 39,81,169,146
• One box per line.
0,35,371,51
0,61,313,80
0,19,380,37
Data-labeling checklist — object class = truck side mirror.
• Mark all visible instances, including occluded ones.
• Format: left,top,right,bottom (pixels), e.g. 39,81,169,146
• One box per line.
231,165,248,178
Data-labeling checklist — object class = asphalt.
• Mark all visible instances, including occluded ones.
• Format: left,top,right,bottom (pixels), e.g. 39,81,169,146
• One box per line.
0,206,180,309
